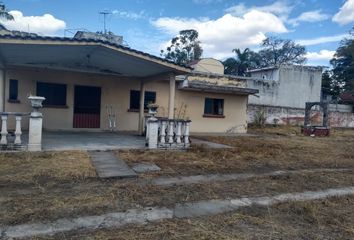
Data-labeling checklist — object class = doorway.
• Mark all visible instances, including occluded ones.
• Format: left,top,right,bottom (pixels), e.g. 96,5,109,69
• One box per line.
73,85,101,128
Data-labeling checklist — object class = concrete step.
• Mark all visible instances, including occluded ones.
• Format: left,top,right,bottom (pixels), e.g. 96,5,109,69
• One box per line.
89,151,137,179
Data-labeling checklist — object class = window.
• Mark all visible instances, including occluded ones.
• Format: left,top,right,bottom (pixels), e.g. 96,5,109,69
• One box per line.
9,79,19,102
129,90,156,111
37,82,67,107
204,98,224,117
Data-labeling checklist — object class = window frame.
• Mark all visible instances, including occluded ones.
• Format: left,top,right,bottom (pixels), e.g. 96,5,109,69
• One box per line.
203,97,225,118
129,90,157,112
8,79,19,103
36,82,67,108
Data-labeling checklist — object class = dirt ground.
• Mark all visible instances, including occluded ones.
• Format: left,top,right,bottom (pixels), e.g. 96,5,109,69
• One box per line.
1,126,354,239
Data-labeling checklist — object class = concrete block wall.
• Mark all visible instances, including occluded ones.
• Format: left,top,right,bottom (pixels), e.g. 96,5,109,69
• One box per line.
248,104,354,128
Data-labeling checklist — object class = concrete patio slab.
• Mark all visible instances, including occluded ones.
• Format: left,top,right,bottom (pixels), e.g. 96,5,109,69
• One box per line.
39,132,146,151
132,163,161,173
89,151,137,179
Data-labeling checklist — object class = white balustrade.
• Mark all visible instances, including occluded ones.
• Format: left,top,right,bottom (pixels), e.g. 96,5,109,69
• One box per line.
0,113,28,149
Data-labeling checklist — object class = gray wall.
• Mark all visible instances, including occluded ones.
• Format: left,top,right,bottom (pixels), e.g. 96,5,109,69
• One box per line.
247,65,322,109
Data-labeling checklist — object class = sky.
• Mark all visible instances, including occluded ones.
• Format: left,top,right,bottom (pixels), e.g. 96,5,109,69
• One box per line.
1,0,354,66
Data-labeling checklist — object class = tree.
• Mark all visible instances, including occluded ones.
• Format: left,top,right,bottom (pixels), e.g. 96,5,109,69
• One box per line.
160,29,203,65
257,37,307,67
330,28,354,94
223,48,258,76
0,2,13,20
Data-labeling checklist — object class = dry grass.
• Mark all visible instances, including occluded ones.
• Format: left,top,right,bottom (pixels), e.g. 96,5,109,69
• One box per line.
42,195,354,240
0,151,96,185
1,170,354,226
1,127,354,235
119,127,354,177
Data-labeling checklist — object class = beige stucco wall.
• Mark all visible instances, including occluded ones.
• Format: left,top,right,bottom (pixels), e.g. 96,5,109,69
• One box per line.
191,58,224,75
4,67,248,133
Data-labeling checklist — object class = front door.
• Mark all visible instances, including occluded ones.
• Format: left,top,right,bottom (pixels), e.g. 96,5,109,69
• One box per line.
73,85,101,128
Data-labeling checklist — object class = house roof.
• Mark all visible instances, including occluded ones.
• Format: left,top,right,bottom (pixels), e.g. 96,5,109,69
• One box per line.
0,34,192,77
179,80,259,95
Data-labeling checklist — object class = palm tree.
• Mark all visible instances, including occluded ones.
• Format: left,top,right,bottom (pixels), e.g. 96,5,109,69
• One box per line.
0,2,14,20
223,48,259,76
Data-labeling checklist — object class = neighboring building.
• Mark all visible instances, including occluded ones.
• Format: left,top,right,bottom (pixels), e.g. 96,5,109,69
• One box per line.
246,65,354,127
0,33,258,135
247,65,323,109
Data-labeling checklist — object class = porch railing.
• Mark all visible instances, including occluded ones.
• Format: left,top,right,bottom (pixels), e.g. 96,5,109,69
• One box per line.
0,96,45,151
145,116,191,149
0,112,30,150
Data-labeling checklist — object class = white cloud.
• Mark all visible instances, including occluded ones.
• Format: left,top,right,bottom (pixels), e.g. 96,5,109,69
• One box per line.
0,10,66,36
152,10,288,59
306,50,335,61
333,0,354,25
297,34,348,46
225,1,294,20
112,10,146,20
193,0,222,4
288,10,330,26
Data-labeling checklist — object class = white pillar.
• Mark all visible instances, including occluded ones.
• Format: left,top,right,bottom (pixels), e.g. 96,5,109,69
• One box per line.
138,81,146,135
28,112,43,151
0,68,5,112
28,96,45,151
146,118,159,149
168,73,175,119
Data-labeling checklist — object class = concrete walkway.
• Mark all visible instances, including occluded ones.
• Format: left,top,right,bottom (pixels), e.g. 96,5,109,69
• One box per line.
89,151,137,179
191,138,233,149
2,186,354,239
150,168,354,186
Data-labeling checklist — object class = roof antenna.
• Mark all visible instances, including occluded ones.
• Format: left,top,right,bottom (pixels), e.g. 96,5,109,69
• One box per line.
99,10,111,34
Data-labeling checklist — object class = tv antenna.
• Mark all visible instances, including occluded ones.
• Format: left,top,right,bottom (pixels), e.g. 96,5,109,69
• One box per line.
99,10,111,34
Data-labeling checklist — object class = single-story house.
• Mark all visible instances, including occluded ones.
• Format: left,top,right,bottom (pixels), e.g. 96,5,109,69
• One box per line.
0,32,258,136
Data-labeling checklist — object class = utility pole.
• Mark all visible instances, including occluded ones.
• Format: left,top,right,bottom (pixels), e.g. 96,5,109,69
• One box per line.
99,10,111,34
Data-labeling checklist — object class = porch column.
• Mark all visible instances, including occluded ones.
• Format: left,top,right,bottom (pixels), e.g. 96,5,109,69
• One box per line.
168,73,175,119
138,81,146,135
0,67,5,112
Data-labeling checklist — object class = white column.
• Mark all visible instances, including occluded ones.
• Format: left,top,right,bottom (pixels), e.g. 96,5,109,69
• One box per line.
28,112,43,151
28,96,45,151
14,115,22,145
0,114,8,145
138,81,146,135
146,118,159,149
0,68,5,112
168,73,175,119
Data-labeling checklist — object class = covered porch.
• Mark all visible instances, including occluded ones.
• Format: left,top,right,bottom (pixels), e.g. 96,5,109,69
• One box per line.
0,34,192,151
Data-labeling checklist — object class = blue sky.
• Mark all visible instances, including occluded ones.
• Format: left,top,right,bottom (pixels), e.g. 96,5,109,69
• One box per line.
2,0,354,66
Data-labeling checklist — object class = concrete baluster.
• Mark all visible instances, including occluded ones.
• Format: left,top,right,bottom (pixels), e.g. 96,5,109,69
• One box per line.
14,115,22,145
168,120,174,144
160,120,167,144
0,114,8,145
184,120,191,147
176,121,182,144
